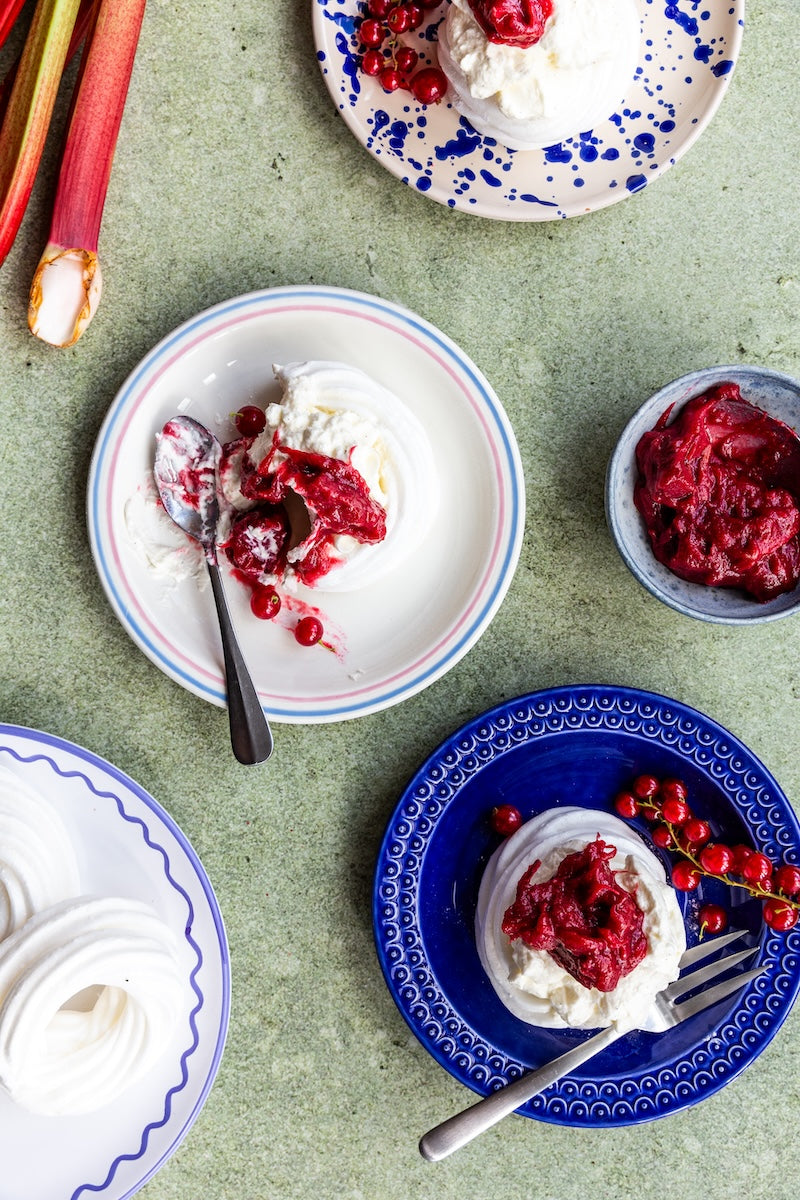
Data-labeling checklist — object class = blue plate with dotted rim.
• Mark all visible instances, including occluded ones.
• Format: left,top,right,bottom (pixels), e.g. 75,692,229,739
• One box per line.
373,685,800,1127
313,0,744,221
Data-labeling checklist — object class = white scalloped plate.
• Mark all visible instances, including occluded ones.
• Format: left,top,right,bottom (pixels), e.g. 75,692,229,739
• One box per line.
0,726,229,1200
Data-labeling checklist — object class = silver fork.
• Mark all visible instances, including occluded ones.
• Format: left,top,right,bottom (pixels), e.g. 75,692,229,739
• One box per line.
419,930,764,1161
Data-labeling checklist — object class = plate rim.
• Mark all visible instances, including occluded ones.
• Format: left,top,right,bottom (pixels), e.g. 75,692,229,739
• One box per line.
373,682,800,1127
0,722,231,1199
87,284,526,724
312,0,745,222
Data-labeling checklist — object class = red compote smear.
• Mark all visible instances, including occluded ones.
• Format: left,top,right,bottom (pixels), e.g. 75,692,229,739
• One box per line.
634,383,800,602
501,838,647,992
467,0,553,47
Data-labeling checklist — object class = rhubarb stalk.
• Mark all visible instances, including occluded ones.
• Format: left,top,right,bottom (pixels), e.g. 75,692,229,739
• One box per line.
0,0,27,50
0,0,81,267
28,0,146,347
1,0,99,127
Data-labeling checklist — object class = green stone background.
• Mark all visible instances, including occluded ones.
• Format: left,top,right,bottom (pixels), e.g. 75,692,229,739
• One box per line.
1,2,799,1198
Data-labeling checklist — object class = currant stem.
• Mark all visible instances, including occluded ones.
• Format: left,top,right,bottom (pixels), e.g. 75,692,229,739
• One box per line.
640,799,800,912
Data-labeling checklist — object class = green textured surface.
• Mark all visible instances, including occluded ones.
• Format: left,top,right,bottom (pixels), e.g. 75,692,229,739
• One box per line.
1,1,800,1197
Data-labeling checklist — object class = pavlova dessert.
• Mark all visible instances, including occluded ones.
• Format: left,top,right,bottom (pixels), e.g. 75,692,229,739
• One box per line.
129,360,437,641
476,807,685,1031
438,0,641,150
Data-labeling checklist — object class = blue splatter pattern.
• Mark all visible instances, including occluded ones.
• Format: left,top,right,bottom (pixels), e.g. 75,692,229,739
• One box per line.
312,0,744,221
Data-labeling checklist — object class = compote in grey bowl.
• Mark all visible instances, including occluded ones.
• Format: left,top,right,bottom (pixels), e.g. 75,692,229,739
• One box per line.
605,364,800,624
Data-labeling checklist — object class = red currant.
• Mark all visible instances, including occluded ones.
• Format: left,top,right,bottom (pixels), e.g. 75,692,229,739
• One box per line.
651,824,673,849
360,18,385,46
490,804,523,837
671,861,701,891
774,864,800,897
730,844,754,873
698,843,735,876
410,66,447,104
405,2,424,27
234,405,266,436
661,796,690,825
294,616,324,646
682,817,711,848
613,790,640,819
742,852,773,886
395,45,418,73
361,48,385,75
658,777,688,805
387,4,411,31
698,903,728,935
250,585,281,621
763,898,799,931
368,0,393,14
379,66,403,91
632,773,660,800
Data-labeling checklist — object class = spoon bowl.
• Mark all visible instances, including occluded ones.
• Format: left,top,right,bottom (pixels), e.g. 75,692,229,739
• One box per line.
154,415,274,764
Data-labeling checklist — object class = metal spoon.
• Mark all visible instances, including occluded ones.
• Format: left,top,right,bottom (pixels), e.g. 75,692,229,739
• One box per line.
154,415,274,764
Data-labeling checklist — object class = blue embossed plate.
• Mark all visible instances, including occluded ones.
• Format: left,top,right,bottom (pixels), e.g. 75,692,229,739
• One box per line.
373,685,800,1126
0,726,230,1200
313,0,744,221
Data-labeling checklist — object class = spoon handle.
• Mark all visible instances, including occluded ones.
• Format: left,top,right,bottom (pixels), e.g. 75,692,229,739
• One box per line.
206,560,273,764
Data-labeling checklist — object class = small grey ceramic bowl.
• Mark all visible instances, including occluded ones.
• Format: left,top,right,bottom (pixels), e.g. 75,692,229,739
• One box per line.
605,364,800,624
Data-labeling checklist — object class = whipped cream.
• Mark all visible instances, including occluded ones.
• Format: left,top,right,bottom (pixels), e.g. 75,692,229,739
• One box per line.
476,807,685,1031
0,896,184,1115
439,0,641,150
219,360,438,591
0,762,81,940
124,473,207,587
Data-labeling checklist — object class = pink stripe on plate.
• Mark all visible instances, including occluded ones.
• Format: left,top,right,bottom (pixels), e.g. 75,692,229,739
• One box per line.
103,295,511,707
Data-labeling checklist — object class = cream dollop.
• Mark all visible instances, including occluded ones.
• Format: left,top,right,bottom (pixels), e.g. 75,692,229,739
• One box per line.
220,360,438,591
0,762,81,940
0,896,185,1115
476,807,685,1031
439,0,641,151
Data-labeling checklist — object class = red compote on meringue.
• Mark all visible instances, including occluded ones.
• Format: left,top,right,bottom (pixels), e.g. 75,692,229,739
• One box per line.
634,383,800,602
467,0,553,47
501,837,647,992
476,808,685,1030
223,433,387,589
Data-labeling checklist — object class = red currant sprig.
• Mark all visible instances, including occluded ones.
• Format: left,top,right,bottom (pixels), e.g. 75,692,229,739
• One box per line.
356,0,447,103
614,773,800,932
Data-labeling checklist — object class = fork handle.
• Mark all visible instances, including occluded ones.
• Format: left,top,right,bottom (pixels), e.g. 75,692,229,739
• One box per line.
419,1024,623,1162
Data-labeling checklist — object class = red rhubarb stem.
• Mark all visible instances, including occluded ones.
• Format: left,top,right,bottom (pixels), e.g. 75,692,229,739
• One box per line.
0,0,26,50
27,0,145,345
48,0,145,252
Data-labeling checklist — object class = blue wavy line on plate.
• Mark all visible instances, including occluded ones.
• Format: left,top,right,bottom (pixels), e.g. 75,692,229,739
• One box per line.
0,729,230,1199
373,684,800,1127
89,286,524,719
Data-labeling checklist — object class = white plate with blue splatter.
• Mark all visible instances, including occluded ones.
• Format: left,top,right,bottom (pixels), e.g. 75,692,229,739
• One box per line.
313,0,744,221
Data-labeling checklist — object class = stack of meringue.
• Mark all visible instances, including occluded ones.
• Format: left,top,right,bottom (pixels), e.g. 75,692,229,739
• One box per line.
0,761,184,1116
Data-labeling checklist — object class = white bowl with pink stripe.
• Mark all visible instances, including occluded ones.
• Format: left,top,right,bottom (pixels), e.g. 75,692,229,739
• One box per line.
88,286,525,723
